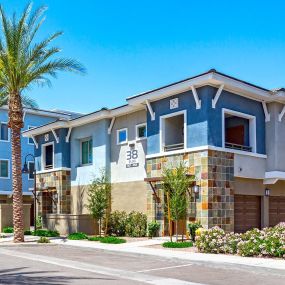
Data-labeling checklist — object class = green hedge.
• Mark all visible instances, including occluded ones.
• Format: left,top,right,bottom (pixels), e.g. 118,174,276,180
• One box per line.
3,227,14,233
162,241,193,248
67,232,88,240
33,229,59,237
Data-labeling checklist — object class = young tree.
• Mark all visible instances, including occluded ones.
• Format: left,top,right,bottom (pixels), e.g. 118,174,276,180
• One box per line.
87,170,111,236
0,3,85,242
163,163,193,242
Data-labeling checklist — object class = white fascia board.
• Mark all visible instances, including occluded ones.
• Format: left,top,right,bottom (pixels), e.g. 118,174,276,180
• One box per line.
22,121,68,137
265,171,285,180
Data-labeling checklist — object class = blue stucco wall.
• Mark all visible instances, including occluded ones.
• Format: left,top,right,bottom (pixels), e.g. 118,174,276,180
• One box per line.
147,86,266,155
34,128,71,171
0,110,59,194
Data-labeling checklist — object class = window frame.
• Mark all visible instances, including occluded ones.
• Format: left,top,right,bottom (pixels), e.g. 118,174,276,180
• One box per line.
159,110,187,153
222,108,257,153
28,126,36,145
0,159,10,179
80,137,93,166
41,142,54,170
136,123,147,141
117,128,128,145
28,161,35,180
0,121,9,142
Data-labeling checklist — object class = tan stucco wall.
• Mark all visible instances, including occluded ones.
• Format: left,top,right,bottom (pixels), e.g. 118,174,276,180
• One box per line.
111,180,148,213
70,185,89,215
0,204,31,231
234,177,285,196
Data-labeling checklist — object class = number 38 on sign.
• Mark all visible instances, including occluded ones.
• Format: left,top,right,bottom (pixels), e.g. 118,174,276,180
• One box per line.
126,149,139,168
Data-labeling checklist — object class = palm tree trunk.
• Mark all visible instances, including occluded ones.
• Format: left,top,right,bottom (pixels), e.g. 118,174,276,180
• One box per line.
8,92,24,243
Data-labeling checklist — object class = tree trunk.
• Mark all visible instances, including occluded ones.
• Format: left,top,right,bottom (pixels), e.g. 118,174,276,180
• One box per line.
175,220,178,242
8,92,24,243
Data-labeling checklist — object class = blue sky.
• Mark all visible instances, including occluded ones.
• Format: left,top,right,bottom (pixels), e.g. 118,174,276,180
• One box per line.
2,0,285,113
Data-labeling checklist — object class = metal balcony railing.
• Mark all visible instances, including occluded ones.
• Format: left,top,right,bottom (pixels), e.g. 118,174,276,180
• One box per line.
225,142,252,152
164,143,184,152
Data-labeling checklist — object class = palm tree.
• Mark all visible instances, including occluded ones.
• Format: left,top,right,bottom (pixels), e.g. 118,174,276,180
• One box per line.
0,3,85,242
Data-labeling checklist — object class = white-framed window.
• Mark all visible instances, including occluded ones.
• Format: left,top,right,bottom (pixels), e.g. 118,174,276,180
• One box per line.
0,122,9,142
136,123,147,140
28,126,35,145
222,108,256,153
117,128,128,145
81,138,93,165
42,142,54,170
160,110,187,152
0,159,9,179
28,161,35,180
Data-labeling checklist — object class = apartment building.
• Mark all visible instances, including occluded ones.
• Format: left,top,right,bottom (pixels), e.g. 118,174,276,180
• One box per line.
23,69,285,235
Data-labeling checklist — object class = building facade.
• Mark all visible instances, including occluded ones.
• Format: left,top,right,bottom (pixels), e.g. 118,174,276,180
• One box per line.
23,69,285,235
0,106,75,229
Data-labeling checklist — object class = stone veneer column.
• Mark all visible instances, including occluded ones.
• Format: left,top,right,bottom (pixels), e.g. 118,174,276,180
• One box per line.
146,150,235,234
36,170,71,216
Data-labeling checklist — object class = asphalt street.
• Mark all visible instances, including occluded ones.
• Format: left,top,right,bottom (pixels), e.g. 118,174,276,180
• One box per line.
0,244,284,285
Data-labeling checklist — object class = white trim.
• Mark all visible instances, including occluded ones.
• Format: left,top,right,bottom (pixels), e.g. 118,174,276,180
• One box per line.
41,142,55,170
145,145,267,159
51,128,59,143
222,108,257,153
190,86,201,109
108,117,116,135
262,102,270,122
65,127,72,143
136,123,147,141
31,135,38,149
27,126,36,145
146,100,155,121
212,84,224,108
0,159,10,179
27,161,35,180
278,105,285,122
37,167,71,175
159,110,187,153
265,171,285,180
263,178,278,185
117,128,128,145
0,121,10,142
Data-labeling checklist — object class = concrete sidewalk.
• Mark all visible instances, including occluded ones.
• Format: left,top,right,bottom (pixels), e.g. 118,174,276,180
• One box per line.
51,238,285,271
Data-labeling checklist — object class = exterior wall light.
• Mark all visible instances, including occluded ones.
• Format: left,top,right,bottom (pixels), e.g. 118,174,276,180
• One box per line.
193,185,200,194
265,188,270,197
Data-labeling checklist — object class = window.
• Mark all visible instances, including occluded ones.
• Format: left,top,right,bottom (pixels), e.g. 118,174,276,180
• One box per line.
28,161,35,180
160,111,186,152
43,143,54,169
28,126,35,144
136,123,147,140
0,160,9,178
0,122,8,141
222,109,256,153
117,128,128,144
81,138,92,165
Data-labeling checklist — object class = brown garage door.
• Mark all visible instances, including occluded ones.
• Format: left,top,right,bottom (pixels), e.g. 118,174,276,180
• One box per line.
234,195,261,233
269,197,285,227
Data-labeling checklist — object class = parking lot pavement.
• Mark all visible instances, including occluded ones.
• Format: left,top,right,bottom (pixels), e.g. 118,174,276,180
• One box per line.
0,244,285,285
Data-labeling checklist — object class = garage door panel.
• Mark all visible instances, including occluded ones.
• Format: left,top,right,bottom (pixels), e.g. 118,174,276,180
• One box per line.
269,197,285,227
234,195,261,233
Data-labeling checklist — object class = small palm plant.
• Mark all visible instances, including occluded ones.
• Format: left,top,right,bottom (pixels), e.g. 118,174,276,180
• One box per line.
0,3,85,242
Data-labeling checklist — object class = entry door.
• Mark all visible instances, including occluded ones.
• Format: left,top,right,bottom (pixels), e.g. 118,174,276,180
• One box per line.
269,197,285,227
234,195,261,233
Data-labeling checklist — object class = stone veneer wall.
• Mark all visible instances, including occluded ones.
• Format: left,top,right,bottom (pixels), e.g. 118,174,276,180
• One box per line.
36,170,71,216
146,150,234,233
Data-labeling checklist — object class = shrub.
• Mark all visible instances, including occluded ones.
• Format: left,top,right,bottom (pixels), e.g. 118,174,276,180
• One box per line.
33,229,60,237
125,211,147,237
100,236,126,244
163,241,193,248
67,232,88,240
188,221,202,242
3,227,14,233
148,221,160,238
88,236,104,242
107,211,128,236
37,237,50,243
36,216,43,229
24,230,32,235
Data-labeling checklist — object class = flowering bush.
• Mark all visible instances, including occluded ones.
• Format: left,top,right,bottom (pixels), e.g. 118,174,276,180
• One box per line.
196,223,285,258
